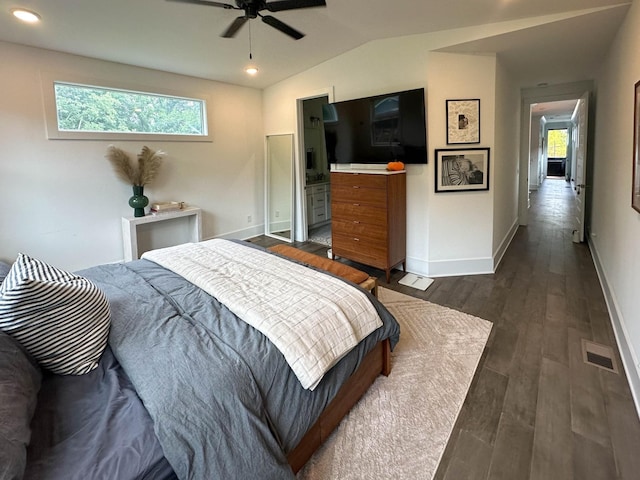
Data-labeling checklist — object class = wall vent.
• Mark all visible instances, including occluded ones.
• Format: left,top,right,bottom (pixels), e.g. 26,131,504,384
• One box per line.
581,339,618,374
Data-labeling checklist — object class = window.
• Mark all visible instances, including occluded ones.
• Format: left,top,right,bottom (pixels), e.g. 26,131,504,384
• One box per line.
42,74,212,141
547,128,568,158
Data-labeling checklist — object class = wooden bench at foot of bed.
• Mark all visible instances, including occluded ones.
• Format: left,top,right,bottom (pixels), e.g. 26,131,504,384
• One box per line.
268,244,378,297
287,338,391,473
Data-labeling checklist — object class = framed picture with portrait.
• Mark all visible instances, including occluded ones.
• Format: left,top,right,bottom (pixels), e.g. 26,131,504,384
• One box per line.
435,148,490,192
633,80,640,213
446,99,480,144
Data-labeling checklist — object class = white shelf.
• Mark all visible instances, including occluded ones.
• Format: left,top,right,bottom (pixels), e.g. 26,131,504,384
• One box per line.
121,206,202,262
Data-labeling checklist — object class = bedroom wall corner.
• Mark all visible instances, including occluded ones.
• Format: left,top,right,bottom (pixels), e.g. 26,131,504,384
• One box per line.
0,42,265,271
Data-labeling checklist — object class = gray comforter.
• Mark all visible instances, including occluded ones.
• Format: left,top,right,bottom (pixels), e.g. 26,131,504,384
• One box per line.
78,254,398,479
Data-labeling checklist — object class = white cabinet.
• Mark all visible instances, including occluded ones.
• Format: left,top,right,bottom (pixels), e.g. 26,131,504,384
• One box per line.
306,183,331,227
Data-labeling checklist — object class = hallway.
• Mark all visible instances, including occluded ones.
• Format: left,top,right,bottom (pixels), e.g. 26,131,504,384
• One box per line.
431,178,640,480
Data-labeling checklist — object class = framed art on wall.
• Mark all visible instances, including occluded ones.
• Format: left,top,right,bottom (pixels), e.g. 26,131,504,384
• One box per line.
633,80,640,213
435,148,490,192
446,99,480,144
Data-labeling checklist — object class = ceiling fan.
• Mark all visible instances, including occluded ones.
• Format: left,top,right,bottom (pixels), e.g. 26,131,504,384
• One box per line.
167,0,327,40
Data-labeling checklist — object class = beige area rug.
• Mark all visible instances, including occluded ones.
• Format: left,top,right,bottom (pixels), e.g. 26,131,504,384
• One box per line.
297,287,493,480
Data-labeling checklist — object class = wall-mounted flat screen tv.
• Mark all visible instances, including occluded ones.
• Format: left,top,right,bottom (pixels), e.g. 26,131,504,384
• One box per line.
322,88,427,165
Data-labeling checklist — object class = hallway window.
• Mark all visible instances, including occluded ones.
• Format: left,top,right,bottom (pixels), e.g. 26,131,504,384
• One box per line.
547,129,568,158
547,128,568,177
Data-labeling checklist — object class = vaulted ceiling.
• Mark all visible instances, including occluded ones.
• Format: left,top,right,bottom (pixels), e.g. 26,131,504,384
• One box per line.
0,0,631,92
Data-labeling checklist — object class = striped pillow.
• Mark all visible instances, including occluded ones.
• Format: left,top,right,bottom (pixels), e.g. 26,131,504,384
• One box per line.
0,253,110,375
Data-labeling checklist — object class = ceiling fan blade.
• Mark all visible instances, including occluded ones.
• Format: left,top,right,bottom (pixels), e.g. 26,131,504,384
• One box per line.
166,0,237,9
222,16,249,38
261,15,304,40
265,0,326,12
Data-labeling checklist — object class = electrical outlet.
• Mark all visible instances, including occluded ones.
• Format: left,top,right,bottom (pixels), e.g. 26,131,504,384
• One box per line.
275,211,280,218
247,215,252,223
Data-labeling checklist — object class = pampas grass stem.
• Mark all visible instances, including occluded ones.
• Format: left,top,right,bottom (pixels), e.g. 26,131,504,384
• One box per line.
106,145,164,186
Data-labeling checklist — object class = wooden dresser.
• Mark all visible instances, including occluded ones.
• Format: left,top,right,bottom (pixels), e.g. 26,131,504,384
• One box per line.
331,170,406,283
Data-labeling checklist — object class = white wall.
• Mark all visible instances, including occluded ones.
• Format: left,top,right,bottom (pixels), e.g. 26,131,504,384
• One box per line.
263,35,516,277
426,52,497,276
590,0,640,409
0,42,264,271
492,58,521,267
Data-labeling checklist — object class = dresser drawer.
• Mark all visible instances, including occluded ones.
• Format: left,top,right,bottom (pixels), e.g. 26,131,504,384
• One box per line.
331,172,387,189
331,203,387,227
332,233,387,269
331,185,387,207
332,219,387,242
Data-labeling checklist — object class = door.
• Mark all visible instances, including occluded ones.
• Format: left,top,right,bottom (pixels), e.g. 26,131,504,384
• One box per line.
572,91,589,243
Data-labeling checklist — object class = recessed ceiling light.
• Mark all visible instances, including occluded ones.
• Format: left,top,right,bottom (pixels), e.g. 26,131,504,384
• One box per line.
245,66,258,75
11,8,41,23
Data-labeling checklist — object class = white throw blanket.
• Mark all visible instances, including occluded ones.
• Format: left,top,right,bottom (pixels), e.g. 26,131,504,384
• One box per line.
142,239,382,390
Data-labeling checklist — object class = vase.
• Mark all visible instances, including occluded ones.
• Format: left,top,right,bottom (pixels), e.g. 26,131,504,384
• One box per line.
129,185,149,217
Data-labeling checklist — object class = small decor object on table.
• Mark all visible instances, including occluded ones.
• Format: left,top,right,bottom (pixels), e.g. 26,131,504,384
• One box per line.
150,201,185,215
106,145,164,217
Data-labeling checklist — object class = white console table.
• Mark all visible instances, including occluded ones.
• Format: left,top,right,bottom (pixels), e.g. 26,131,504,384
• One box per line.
121,207,202,262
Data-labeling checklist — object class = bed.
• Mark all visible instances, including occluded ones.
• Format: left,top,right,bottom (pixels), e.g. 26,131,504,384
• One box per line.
0,239,400,480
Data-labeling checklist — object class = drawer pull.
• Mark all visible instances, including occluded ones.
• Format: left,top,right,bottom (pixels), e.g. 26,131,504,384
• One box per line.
353,238,360,241
353,186,360,189
353,203,360,206
353,221,360,224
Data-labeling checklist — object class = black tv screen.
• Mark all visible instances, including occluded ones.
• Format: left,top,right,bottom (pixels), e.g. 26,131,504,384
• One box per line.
322,88,427,165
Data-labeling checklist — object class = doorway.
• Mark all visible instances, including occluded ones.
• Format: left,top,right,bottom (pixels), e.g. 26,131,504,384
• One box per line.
301,96,332,246
519,81,593,243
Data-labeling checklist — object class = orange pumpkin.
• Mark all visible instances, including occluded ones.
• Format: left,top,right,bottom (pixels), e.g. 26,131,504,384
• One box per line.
386,161,405,171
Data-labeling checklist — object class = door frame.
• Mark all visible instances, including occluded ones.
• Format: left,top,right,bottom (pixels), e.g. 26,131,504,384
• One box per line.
571,90,590,242
294,87,334,242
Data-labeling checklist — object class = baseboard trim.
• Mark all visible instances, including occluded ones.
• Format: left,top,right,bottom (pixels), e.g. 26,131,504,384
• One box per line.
207,224,266,242
426,257,494,278
588,235,640,418
493,219,520,271
402,255,494,279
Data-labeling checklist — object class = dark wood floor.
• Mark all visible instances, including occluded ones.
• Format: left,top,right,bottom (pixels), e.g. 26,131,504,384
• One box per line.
250,178,640,479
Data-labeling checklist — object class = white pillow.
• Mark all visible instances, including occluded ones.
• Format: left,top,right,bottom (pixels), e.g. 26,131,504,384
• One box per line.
0,253,110,375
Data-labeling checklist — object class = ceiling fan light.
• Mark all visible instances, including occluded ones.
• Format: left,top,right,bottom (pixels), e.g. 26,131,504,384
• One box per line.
245,66,259,75
11,8,41,23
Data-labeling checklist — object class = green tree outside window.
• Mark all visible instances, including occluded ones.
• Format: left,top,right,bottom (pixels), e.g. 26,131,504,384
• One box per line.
54,83,206,136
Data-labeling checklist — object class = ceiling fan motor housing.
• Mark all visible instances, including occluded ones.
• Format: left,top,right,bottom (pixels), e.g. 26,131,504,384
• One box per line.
238,0,261,18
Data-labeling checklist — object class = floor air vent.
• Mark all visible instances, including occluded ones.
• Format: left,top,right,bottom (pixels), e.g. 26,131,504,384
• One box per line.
581,339,619,374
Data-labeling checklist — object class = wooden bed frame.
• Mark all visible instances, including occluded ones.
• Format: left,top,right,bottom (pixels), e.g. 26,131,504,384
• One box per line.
287,338,392,473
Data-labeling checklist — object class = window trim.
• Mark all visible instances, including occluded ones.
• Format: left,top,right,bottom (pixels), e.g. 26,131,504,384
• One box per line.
41,71,213,142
